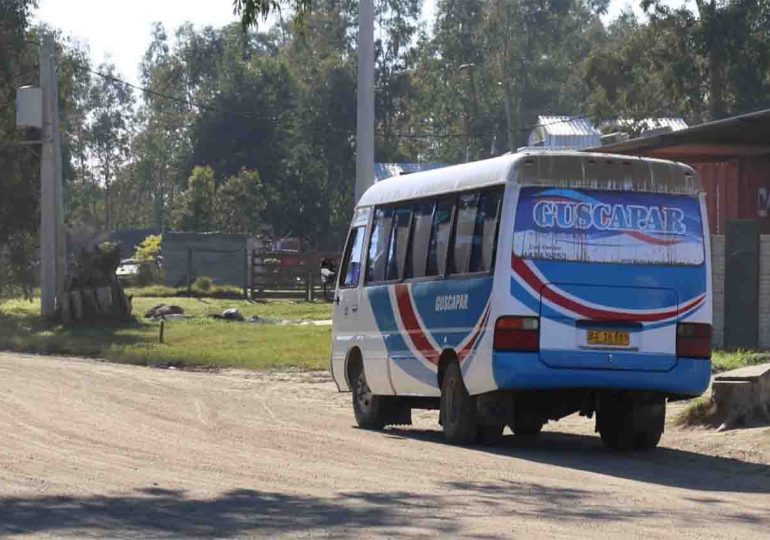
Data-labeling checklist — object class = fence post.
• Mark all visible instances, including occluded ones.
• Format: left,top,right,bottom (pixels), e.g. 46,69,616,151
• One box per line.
243,248,249,299
186,247,192,296
305,253,314,302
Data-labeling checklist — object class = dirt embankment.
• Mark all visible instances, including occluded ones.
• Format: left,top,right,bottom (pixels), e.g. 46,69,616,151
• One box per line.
0,351,768,538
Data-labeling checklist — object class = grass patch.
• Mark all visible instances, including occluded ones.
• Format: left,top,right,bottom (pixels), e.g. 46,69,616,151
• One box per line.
712,350,770,373
131,296,332,320
0,297,332,371
675,395,720,427
125,284,246,299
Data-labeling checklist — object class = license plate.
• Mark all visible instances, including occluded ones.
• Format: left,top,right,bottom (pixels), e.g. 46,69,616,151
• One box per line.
587,329,630,347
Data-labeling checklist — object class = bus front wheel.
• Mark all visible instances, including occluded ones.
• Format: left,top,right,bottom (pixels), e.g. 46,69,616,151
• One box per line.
351,364,388,430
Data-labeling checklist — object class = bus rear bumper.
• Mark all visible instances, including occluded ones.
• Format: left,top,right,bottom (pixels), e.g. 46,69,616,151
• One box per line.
492,353,711,397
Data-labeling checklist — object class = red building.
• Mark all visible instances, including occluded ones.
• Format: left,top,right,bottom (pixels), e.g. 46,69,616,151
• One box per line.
595,109,770,234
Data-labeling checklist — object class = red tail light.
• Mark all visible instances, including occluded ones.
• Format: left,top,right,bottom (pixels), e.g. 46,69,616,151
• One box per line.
677,323,712,359
494,317,540,352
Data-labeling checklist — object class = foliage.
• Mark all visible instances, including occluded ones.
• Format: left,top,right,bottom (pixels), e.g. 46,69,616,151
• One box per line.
172,166,217,232
233,0,312,29
0,0,39,297
135,234,163,262
214,169,268,233
712,350,770,373
192,275,214,293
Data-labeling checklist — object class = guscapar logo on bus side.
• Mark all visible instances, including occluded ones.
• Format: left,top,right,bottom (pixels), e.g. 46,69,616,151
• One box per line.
435,294,469,312
532,189,687,236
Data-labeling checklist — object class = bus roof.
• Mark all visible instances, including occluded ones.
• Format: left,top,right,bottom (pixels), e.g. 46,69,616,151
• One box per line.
356,150,702,208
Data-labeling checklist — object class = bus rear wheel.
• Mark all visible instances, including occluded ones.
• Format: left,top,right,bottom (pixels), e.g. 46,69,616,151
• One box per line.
351,363,388,430
440,363,479,445
597,395,665,451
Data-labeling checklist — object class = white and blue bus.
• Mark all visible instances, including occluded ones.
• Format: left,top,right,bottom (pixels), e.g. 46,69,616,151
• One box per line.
330,151,712,450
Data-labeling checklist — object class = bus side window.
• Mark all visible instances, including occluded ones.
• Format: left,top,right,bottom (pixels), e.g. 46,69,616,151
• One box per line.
469,188,503,273
366,207,394,283
339,226,366,288
405,201,434,279
449,192,480,275
385,205,413,281
426,198,455,277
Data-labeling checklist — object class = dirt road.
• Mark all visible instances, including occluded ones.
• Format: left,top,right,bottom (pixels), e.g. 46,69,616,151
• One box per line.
0,352,768,538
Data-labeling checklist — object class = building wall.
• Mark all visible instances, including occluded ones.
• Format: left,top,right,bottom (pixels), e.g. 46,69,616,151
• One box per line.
693,159,770,234
163,232,249,288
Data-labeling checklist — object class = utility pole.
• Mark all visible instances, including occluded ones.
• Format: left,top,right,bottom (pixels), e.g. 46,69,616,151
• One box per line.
39,34,65,319
355,0,375,203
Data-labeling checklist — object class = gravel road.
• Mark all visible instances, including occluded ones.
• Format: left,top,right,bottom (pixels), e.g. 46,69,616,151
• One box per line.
0,351,768,538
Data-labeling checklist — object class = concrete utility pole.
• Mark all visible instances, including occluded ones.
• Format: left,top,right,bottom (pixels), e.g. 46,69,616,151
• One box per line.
39,34,65,319
355,0,375,203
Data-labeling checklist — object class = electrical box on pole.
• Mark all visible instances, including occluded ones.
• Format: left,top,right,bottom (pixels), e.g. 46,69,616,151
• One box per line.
16,86,42,129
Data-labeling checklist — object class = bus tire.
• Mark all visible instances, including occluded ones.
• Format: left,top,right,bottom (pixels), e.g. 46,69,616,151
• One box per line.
598,396,664,451
440,363,478,445
512,422,544,437
478,424,505,445
351,362,388,430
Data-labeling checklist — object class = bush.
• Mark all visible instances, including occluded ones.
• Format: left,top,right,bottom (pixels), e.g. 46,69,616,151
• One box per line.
135,234,162,262
134,263,164,287
192,276,213,294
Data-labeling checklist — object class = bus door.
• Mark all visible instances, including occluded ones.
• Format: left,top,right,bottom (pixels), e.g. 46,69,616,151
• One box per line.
331,216,368,391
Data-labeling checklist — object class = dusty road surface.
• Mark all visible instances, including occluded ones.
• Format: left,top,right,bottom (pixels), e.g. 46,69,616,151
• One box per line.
1,352,769,539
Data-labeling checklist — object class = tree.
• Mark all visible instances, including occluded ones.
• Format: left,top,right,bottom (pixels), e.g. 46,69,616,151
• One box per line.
214,169,267,233
86,63,136,231
172,166,217,232
0,0,39,296
233,0,312,28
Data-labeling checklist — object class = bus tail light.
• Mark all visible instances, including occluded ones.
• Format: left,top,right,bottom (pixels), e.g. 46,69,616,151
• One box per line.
494,317,540,352
677,323,712,359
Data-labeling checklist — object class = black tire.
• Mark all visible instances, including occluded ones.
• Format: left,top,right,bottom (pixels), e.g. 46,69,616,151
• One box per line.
351,363,388,430
440,363,479,445
512,422,544,437
598,395,665,451
478,424,506,445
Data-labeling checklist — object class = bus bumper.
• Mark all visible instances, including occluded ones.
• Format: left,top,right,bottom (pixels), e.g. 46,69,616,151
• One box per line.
492,353,711,398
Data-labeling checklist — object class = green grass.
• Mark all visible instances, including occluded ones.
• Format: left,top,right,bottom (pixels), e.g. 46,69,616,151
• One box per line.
131,296,333,320
0,297,332,371
125,284,247,299
711,350,770,373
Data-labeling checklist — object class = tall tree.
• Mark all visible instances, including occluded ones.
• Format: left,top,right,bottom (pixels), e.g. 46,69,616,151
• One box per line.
0,0,39,296
172,166,218,232
86,63,135,230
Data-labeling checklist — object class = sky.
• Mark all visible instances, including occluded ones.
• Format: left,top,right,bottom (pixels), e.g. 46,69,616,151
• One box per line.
34,0,655,85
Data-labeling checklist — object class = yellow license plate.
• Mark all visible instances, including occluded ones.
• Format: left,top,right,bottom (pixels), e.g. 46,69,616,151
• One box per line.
587,330,630,347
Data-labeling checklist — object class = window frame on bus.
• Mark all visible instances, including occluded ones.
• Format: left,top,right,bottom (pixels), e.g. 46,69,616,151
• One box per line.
337,225,367,289
362,184,504,287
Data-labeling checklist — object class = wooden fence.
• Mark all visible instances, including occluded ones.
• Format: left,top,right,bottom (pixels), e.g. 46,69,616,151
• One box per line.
250,251,339,301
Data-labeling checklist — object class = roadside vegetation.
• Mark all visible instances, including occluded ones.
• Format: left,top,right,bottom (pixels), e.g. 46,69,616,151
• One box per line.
711,350,770,373
0,296,333,371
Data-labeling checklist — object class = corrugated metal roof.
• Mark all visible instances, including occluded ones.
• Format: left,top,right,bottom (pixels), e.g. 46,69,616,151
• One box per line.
612,117,688,137
528,116,602,149
592,108,770,157
374,163,447,182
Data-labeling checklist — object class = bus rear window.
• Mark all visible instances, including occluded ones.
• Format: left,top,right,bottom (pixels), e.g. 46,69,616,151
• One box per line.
513,187,705,266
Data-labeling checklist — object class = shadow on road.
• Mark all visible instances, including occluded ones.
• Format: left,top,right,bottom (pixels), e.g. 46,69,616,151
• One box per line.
386,428,770,494
0,487,459,537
